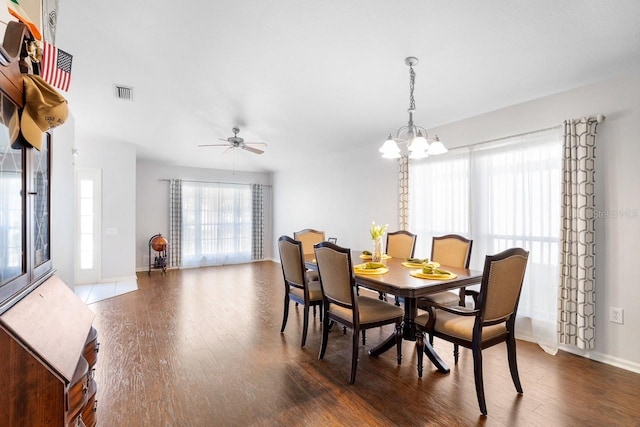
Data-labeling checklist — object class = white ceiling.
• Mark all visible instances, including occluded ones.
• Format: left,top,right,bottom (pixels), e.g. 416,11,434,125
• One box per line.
55,0,640,173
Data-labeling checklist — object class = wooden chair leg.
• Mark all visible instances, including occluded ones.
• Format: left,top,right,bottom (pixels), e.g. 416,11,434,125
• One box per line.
301,304,310,347
349,328,360,384
361,330,366,345
428,333,434,345
319,311,330,360
280,296,289,333
454,343,460,364
313,305,317,318
395,322,402,365
472,345,488,415
507,335,523,393
416,331,424,377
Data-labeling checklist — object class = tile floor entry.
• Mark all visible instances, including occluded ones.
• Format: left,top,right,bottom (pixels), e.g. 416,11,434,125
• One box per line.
75,280,138,304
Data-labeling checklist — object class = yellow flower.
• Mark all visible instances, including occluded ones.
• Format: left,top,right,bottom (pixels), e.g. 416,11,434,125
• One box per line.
370,221,388,240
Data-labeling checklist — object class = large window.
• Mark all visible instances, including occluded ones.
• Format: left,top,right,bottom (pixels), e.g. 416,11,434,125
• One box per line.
409,127,563,350
181,182,252,267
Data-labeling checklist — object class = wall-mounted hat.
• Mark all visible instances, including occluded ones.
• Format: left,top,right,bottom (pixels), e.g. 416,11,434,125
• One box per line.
20,74,69,150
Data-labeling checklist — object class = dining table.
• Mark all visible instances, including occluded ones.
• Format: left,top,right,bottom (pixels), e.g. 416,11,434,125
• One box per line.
305,251,483,373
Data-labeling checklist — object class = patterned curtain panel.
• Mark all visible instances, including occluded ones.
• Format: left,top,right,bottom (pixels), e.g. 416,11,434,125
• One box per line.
168,179,182,268
558,117,599,350
251,184,265,260
398,156,409,230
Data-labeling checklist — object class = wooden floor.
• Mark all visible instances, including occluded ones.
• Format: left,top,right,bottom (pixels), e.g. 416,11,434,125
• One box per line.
91,262,640,426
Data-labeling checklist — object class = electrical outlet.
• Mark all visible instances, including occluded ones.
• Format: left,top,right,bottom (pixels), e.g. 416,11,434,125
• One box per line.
610,307,624,324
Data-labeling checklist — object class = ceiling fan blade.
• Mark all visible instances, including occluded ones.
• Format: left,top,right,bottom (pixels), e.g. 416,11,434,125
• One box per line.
198,143,230,147
244,142,268,147
242,145,264,155
223,147,234,155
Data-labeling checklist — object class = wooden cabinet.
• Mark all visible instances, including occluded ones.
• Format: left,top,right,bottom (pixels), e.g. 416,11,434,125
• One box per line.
0,295,100,427
0,21,99,427
0,21,53,316
0,276,98,426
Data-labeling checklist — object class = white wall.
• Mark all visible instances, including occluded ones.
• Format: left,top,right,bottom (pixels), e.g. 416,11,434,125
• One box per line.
135,161,273,270
50,116,75,287
273,144,399,254
273,69,640,372
73,139,137,282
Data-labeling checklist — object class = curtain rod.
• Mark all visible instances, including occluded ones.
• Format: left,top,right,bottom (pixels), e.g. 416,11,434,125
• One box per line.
444,115,605,153
159,178,272,187
443,124,562,154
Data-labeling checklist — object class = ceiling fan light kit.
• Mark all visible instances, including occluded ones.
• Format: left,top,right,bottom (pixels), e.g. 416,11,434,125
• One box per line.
379,56,447,160
198,127,268,155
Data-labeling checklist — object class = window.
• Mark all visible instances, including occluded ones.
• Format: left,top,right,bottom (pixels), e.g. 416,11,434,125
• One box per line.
181,182,252,267
409,127,563,349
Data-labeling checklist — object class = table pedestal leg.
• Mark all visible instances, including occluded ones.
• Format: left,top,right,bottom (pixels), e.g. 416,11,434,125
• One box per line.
423,339,450,373
369,297,419,357
367,296,450,373
367,331,397,356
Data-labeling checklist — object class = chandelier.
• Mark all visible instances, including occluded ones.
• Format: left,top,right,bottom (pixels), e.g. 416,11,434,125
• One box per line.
379,57,447,159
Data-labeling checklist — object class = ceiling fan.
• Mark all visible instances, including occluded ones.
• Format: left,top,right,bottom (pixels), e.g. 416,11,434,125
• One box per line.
198,127,268,155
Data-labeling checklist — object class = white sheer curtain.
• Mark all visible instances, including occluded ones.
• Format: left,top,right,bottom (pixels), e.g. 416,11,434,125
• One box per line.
181,182,252,268
409,149,471,258
409,127,563,353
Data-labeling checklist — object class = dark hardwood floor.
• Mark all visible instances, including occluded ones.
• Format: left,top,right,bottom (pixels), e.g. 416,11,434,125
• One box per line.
90,262,640,426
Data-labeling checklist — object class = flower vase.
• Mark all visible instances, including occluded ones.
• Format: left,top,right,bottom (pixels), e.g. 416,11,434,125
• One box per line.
372,237,383,263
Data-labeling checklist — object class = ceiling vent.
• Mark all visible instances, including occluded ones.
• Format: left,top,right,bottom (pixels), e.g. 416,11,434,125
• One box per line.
114,84,134,101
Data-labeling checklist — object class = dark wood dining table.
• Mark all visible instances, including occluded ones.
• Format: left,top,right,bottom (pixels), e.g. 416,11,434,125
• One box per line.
305,252,483,373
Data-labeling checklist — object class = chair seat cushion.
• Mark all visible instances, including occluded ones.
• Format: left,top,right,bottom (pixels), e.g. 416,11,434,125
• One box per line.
419,291,460,306
415,310,507,342
330,295,403,325
290,280,323,302
306,270,319,282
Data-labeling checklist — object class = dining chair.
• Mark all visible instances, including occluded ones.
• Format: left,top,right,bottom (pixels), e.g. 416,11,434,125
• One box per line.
294,229,325,256
383,230,417,304
314,241,404,384
294,228,325,282
277,235,324,347
385,230,417,259
417,234,473,361
420,234,474,306
414,247,529,415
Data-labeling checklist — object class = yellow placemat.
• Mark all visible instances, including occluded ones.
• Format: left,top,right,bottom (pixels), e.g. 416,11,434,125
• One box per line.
409,269,457,280
359,254,392,260
354,263,389,275
401,261,441,269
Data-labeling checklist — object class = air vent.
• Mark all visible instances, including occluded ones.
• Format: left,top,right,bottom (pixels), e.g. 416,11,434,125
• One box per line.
114,84,134,101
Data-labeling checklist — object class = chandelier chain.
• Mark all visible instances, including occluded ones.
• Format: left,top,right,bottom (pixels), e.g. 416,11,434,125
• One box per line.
408,65,416,111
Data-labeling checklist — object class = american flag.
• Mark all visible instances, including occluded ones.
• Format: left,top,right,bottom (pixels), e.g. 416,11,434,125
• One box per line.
41,41,73,92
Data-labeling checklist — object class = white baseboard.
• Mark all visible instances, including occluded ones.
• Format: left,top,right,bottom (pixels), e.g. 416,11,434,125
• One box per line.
558,344,640,374
516,331,640,374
